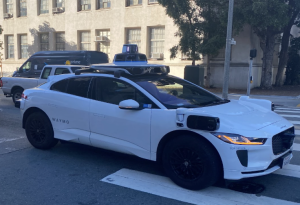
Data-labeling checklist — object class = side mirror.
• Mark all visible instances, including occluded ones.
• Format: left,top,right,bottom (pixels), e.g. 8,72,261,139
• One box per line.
119,99,140,110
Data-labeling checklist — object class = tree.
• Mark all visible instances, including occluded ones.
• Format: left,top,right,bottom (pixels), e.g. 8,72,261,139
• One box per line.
238,0,290,89
275,0,300,86
285,37,300,85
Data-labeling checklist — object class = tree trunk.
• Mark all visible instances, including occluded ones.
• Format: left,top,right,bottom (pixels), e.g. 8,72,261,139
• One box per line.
275,25,293,86
260,34,276,89
205,54,211,88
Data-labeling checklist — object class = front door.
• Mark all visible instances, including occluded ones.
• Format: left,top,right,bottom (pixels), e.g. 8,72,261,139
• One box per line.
89,77,155,159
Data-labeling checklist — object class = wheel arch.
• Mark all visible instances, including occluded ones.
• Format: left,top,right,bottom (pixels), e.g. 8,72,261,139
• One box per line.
22,107,50,129
156,130,224,169
11,85,24,94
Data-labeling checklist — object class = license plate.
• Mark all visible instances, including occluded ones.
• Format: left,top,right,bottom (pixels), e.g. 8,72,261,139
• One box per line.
281,153,293,168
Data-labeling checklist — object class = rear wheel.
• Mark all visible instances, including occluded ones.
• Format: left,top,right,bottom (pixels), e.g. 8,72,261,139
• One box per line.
12,88,23,104
162,135,222,190
25,112,58,149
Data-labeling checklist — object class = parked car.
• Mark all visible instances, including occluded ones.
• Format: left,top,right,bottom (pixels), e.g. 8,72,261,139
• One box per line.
16,61,295,190
1,65,87,103
12,51,108,78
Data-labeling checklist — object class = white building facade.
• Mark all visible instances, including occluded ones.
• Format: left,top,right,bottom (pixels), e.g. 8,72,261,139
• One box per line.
0,0,279,89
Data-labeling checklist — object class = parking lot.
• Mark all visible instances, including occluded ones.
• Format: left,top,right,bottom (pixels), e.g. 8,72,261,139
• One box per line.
1,92,300,205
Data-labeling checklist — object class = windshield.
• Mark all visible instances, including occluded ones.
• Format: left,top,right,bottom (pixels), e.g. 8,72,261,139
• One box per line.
134,76,226,109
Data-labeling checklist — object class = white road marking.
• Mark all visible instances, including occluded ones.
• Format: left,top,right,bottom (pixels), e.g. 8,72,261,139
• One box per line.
275,110,300,114
275,107,300,111
101,169,300,205
274,164,300,179
290,121,300,125
0,136,25,144
281,114,300,119
296,130,300,135
293,143,300,151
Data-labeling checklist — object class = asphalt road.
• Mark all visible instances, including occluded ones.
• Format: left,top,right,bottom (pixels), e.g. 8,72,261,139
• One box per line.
1,92,300,205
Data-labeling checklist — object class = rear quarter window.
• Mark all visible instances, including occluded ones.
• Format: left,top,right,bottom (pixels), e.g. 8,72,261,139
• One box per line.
50,79,68,92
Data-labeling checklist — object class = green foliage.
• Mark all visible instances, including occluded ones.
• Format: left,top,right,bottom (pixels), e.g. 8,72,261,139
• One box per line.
158,0,239,64
285,37,300,85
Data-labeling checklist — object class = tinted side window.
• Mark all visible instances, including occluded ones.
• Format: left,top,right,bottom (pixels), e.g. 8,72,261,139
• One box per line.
41,67,52,79
32,58,46,70
55,68,71,75
51,79,69,92
66,77,92,98
97,78,158,108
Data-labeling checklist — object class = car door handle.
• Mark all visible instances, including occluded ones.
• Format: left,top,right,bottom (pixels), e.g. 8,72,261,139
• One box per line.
93,113,105,118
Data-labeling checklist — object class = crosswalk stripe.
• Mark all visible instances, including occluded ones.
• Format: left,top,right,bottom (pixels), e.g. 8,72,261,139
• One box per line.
280,114,300,118
101,169,300,205
275,108,300,111
274,164,300,179
293,143,300,151
275,110,300,114
290,121,300,125
296,130,300,135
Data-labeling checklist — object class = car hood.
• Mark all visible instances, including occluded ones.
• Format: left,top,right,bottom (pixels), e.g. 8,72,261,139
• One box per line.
186,100,283,131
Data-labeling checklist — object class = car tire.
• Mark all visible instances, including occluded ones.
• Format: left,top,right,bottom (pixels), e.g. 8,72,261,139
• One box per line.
25,112,58,150
12,88,23,104
162,135,222,190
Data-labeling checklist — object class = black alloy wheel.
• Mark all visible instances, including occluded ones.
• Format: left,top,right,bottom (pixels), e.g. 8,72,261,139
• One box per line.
25,112,58,149
162,135,222,190
170,148,205,181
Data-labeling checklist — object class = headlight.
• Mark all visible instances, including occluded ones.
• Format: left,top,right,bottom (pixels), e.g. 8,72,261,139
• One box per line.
211,132,267,145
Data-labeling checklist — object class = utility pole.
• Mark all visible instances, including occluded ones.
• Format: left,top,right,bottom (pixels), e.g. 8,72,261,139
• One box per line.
222,0,235,99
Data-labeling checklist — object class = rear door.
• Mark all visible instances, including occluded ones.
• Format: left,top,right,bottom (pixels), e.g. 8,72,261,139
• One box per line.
44,76,93,144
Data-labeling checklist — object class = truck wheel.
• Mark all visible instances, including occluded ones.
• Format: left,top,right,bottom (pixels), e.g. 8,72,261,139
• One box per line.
12,88,23,104
25,112,58,149
162,135,222,190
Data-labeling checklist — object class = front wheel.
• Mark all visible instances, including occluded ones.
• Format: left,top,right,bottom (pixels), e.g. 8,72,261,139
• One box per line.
162,135,222,190
25,112,58,149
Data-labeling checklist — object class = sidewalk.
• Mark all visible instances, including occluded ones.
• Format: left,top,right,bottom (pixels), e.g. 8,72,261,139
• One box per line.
206,85,300,98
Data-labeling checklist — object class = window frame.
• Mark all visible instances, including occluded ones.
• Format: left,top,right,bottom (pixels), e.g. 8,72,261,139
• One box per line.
79,0,91,11
5,0,13,14
20,34,28,59
80,31,91,50
39,0,49,15
6,35,14,59
96,30,110,55
98,0,111,9
126,0,143,7
40,33,49,51
148,0,158,4
126,28,141,52
55,0,65,8
149,27,165,60
92,77,158,108
19,0,27,17
55,32,65,51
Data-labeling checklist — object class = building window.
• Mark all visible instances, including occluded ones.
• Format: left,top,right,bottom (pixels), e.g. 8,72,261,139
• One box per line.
80,0,91,11
127,29,141,51
148,0,158,3
97,30,110,55
80,31,91,50
6,0,13,14
56,32,65,51
19,0,27,17
149,27,165,59
20,35,28,59
40,0,49,14
6,35,14,59
40,33,49,51
126,0,142,7
98,0,111,9
56,0,65,7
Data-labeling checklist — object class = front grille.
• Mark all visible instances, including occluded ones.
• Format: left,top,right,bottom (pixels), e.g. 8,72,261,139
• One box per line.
272,127,295,155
